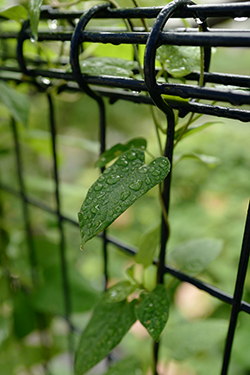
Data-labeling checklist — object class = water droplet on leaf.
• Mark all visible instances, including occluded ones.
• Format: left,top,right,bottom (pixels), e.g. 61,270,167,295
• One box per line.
129,179,143,191
127,151,137,160
94,183,103,191
121,191,131,201
107,175,121,185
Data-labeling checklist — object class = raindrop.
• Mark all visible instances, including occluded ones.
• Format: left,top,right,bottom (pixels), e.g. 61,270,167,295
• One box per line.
145,177,151,185
41,77,50,85
118,158,128,167
96,192,105,199
103,168,111,175
127,151,137,160
115,205,122,212
159,159,168,168
195,18,204,25
99,176,105,182
94,183,103,191
139,167,148,174
152,169,161,176
48,19,58,30
101,157,106,162
107,175,121,185
121,191,131,201
87,223,92,229
129,179,143,191
149,303,153,307
30,36,35,43
234,17,248,22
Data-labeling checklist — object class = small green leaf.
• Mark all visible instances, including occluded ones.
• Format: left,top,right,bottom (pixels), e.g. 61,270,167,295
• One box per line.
28,0,43,41
0,5,28,22
156,45,200,78
174,152,220,168
174,121,221,140
0,82,29,125
163,319,228,360
125,265,136,283
95,138,147,168
168,238,224,275
75,299,137,375
105,281,137,302
78,149,170,247
78,57,138,78
135,223,160,268
135,285,169,342
103,357,142,375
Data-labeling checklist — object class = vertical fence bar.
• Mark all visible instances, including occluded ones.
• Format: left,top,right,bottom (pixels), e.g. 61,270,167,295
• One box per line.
11,118,38,285
221,202,250,375
47,94,73,364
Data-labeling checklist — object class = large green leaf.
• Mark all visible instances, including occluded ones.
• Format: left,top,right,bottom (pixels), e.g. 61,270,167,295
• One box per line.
75,299,137,375
168,238,224,275
105,280,137,303
156,45,200,78
95,138,147,168
0,81,29,125
78,149,170,247
0,5,28,22
135,223,160,268
28,0,43,41
163,319,228,360
79,57,138,78
135,285,169,342
103,357,142,375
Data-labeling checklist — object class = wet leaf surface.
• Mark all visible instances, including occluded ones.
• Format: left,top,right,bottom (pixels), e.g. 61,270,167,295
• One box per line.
78,149,170,247
135,285,169,342
105,280,137,302
75,299,137,375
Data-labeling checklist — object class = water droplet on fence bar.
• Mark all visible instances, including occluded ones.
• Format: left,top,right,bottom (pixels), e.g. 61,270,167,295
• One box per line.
48,19,58,30
94,183,103,191
107,175,121,185
195,18,204,25
121,191,131,201
129,179,143,191
41,77,50,85
234,17,248,22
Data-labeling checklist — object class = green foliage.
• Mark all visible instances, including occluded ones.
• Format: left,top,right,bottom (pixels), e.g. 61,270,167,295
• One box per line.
78,149,170,247
0,5,28,22
95,138,147,168
163,319,228,360
28,0,43,41
75,299,137,375
0,81,29,124
105,280,137,302
156,45,200,78
168,238,224,275
135,285,169,342
135,223,160,268
103,357,142,375
79,57,139,78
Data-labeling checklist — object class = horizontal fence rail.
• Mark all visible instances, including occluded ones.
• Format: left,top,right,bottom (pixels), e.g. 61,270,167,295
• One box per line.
1,1,250,375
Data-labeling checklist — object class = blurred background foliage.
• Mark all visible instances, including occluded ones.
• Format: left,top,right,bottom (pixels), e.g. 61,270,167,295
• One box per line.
1,0,250,374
